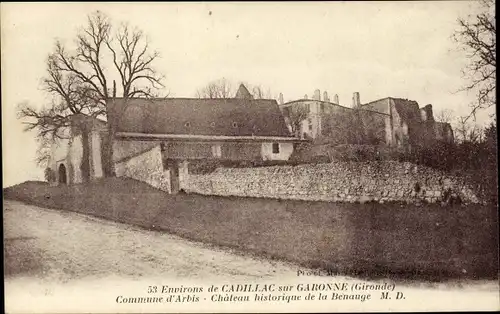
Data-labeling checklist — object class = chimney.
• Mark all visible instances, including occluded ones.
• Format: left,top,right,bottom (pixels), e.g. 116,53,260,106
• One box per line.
313,89,321,101
352,92,360,108
333,94,339,104
278,93,284,105
323,91,329,102
304,94,308,99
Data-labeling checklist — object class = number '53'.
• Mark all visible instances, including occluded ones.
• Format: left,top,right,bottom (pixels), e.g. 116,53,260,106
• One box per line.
148,286,158,293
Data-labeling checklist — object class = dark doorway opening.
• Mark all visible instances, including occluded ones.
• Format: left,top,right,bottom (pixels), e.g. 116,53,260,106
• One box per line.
58,164,67,185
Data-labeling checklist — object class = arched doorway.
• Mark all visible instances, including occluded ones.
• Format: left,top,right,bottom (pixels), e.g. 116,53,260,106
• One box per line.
58,164,67,185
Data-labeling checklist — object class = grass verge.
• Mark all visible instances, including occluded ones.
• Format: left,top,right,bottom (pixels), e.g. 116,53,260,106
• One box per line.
4,178,498,281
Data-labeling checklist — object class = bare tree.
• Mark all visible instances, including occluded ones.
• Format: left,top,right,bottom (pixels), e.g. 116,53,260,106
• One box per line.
17,87,95,182
435,108,455,123
283,105,309,137
250,84,273,99
34,136,54,169
195,79,275,100
454,116,484,143
240,81,274,99
18,47,108,182
33,136,57,183
483,119,497,145
196,78,233,98
453,0,496,120
18,11,165,178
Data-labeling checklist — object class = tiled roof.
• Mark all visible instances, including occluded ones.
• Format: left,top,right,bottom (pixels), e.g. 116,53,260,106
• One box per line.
107,97,292,138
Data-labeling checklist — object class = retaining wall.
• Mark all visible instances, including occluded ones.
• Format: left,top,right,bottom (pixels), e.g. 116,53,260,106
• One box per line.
182,161,481,204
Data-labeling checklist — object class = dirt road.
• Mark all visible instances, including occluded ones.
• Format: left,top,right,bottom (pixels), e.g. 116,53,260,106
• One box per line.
4,200,499,313
4,200,301,282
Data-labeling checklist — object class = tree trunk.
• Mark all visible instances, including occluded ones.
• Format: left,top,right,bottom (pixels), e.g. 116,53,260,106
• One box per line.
103,95,116,178
103,124,116,177
80,128,91,183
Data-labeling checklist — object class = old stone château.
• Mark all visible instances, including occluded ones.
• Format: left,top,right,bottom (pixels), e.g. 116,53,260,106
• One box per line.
47,84,303,192
279,89,454,150
47,84,466,203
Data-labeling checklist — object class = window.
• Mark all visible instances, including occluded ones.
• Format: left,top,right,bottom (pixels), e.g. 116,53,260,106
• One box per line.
185,121,191,127
232,122,238,128
211,144,222,158
272,143,280,154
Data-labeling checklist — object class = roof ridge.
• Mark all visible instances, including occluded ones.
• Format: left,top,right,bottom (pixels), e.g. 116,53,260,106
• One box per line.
360,97,391,106
108,97,277,101
281,99,390,116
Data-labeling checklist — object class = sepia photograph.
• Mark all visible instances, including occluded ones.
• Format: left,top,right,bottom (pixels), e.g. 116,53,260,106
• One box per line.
2,1,499,312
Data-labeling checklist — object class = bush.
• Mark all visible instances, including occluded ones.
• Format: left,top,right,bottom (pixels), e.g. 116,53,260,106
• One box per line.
188,158,317,175
44,167,56,183
288,142,315,162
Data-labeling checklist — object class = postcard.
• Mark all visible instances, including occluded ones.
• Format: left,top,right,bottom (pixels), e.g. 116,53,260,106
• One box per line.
2,1,499,313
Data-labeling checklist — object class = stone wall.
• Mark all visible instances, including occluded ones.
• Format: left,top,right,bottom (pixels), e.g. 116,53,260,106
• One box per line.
90,130,104,179
115,145,171,192
68,134,83,184
261,142,294,161
182,161,482,204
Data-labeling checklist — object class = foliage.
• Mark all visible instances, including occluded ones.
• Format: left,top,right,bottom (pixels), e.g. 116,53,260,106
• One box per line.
322,109,384,145
44,167,56,183
322,110,361,144
408,125,497,203
188,155,333,175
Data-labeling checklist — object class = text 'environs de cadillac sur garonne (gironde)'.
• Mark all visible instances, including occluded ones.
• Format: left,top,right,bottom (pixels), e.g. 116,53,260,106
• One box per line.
115,281,406,305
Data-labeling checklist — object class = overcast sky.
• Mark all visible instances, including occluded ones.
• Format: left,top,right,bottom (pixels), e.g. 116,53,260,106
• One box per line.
1,1,493,187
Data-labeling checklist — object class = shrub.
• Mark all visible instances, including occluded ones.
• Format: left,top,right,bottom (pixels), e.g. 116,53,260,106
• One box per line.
188,158,314,175
44,167,56,183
